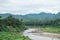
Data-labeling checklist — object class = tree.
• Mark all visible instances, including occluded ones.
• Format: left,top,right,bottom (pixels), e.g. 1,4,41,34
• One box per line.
0,16,2,19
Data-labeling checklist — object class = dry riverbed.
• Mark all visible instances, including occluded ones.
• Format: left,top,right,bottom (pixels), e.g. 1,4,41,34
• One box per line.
23,29,60,40
32,29,60,39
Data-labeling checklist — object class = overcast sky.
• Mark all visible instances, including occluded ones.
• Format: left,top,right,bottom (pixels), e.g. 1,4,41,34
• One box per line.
0,0,60,15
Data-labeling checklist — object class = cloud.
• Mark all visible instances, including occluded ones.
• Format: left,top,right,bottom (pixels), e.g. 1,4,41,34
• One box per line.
0,0,60,15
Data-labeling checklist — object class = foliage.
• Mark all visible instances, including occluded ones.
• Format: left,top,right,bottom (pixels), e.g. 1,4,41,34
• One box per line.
0,32,30,40
0,15,30,40
40,26,60,33
0,15,26,32
25,19,60,26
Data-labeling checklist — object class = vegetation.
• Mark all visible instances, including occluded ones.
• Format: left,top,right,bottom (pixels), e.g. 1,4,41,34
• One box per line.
0,12,60,21
0,13,60,40
25,19,60,33
0,15,26,32
0,15,30,40
40,26,60,33
0,32,30,40
25,19,60,26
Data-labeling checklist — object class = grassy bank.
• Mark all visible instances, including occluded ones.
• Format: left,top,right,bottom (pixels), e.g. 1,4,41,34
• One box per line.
0,32,30,40
40,26,60,34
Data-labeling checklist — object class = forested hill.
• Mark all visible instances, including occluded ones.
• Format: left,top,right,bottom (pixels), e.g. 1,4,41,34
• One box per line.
0,15,26,32
0,12,60,21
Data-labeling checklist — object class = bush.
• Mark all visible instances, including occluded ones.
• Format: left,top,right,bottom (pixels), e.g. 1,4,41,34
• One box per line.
0,32,30,40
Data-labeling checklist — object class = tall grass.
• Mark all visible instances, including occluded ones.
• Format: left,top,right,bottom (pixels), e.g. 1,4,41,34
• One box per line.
40,26,60,33
0,32,30,40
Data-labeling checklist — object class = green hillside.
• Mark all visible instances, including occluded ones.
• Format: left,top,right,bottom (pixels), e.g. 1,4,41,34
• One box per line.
0,15,26,32
0,12,60,21
0,15,31,40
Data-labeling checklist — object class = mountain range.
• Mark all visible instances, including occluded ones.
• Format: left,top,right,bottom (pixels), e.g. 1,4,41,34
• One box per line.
0,12,60,21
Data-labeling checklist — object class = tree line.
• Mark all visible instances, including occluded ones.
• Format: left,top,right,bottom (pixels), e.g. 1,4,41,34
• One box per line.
25,19,60,26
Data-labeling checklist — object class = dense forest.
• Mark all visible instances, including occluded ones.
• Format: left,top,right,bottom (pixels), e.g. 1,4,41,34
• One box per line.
0,15,30,40
0,15,26,32
25,19,60,26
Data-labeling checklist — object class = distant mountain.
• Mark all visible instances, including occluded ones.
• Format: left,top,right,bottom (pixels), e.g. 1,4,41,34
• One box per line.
0,12,60,21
